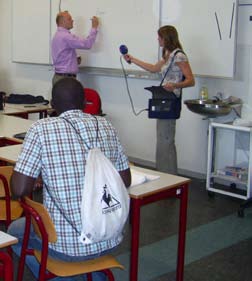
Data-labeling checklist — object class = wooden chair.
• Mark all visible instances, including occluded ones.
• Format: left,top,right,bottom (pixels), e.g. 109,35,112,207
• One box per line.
17,197,124,281
0,166,23,229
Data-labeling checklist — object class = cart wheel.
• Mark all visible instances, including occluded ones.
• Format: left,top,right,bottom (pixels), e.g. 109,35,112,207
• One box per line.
207,191,215,198
238,208,244,218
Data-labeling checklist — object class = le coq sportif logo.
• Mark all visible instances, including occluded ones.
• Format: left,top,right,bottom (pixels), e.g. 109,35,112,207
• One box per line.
101,184,121,214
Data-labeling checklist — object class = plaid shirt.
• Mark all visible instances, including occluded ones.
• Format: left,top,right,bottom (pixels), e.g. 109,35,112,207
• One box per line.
15,110,129,256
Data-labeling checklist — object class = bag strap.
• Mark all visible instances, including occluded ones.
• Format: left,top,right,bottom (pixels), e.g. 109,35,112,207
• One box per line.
159,49,185,86
60,115,99,150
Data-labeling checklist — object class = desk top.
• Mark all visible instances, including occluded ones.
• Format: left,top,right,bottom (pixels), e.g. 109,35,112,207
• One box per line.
0,144,22,164
128,166,190,198
0,146,191,192
0,115,34,141
3,103,50,113
0,231,18,248
0,106,27,115
0,103,50,115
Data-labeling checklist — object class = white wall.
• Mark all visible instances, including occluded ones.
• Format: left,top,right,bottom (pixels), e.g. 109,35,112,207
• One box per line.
0,0,251,178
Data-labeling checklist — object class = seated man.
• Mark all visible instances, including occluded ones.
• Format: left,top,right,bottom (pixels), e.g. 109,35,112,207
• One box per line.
8,78,131,280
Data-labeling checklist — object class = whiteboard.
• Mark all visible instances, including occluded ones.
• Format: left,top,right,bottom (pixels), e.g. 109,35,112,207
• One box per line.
161,0,238,78
11,0,237,77
50,0,160,70
12,0,51,64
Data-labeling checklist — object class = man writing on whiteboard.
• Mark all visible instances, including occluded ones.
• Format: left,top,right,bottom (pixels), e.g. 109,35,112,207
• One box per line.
51,11,99,85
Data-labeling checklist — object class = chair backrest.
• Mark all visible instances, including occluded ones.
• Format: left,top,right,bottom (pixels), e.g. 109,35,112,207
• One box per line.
83,88,102,115
0,166,14,227
18,197,57,281
21,197,57,243
0,166,13,197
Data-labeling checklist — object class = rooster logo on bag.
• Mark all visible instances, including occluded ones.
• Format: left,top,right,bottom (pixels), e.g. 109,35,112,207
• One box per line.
101,184,121,214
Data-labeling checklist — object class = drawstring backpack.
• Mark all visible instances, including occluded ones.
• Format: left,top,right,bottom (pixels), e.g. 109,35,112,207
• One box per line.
56,116,130,244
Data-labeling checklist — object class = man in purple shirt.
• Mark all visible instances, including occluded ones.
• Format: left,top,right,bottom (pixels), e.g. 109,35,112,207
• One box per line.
52,11,99,85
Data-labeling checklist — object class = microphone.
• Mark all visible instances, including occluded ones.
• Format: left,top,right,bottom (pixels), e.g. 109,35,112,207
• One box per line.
119,45,131,64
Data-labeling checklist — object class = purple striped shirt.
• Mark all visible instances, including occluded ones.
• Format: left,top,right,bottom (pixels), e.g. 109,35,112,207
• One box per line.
51,27,98,74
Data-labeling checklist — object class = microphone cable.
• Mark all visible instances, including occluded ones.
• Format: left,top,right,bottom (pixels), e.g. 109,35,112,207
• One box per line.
120,56,148,116
58,0,62,12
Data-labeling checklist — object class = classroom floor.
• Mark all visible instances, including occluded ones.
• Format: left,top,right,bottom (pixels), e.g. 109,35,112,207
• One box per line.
1,175,252,281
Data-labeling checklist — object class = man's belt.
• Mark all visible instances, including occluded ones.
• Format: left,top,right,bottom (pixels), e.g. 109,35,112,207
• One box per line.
55,73,77,78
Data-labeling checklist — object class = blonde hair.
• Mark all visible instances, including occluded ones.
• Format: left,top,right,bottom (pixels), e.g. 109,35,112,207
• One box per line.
158,25,183,59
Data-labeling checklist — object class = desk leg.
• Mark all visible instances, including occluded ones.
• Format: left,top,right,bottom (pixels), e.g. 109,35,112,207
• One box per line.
176,184,189,281
0,251,14,280
39,110,47,119
130,198,141,281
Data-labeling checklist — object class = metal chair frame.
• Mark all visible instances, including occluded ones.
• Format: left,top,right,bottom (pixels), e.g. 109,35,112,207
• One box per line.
18,197,123,281
0,166,23,229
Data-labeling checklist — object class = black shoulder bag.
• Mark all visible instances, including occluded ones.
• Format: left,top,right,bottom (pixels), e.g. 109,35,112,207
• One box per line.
145,50,185,120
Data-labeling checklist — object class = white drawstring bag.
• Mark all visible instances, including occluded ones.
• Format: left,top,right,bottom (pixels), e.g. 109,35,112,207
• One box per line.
79,147,130,244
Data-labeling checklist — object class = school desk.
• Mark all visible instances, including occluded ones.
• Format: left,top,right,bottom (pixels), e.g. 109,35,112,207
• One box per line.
1,103,50,119
128,166,190,281
0,231,18,280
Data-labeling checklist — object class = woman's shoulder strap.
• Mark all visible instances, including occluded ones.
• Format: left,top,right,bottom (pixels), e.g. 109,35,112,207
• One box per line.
173,49,185,57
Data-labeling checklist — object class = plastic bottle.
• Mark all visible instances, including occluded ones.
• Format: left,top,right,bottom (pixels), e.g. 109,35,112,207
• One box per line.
199,86,209,100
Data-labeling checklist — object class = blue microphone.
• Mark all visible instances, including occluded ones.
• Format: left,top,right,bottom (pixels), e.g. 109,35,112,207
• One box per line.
119,45,131,64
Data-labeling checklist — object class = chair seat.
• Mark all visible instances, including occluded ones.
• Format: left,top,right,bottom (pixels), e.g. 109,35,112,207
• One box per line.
0,200,23,220
34,251,124,277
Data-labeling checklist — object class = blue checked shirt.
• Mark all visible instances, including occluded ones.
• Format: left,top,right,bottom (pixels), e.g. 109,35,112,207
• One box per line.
14,110,129,256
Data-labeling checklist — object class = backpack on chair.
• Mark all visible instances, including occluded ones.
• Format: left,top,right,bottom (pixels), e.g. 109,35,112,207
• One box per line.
79,147,130,244
61,116,130,244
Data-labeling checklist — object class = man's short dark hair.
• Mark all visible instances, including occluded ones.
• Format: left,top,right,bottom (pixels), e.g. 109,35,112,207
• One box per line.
52,78,85,114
